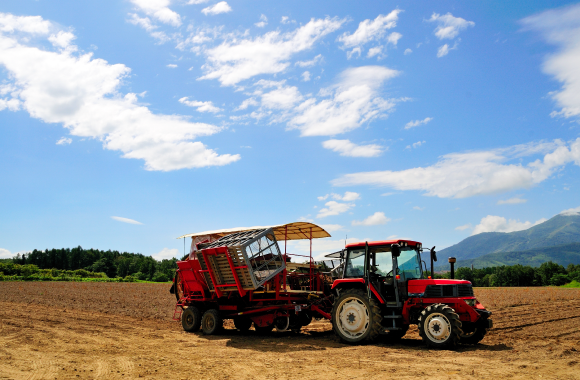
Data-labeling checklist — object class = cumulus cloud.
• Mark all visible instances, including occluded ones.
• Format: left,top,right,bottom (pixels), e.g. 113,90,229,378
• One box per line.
367,46,383,58
127,13,170,43
111,216,143,225
152,247,180,261
497,197,527,205
352,212,390,226
404,48,412,55
199,17,345,86
406,140,426,149
295,54,323,68
318,191,360,202
317,201,355,218
202,1,232,15
560,206,580,216
332,138,580,198
405,117,432,129
320,224,344,232
301,71,311,81
256,80,303,110
428,12,474,40
289,66,400,136
167,63,177,68
522,4,580,120
255,14,268,28
129,0,181,27
0,248,12,259
322,139,383,157
437,40,459,58
455,224,471,231
0,13,239,171
56,137,72,145
338,10,402,55
472,215,547,235
179,97,222,113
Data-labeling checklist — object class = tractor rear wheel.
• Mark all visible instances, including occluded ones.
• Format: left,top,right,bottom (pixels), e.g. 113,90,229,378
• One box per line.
201,309,223,335
233,317,252,332
181,306,202,332
332,288,383,344
418,304,462,348
459,320,489,345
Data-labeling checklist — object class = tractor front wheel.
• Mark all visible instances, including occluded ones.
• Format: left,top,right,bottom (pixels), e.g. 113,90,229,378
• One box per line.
181,306,202,332
332,288,383,344
201,309,223,335
418,304,462,348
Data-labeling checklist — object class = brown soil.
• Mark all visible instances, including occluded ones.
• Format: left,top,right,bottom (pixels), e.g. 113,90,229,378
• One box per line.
1,282,579,379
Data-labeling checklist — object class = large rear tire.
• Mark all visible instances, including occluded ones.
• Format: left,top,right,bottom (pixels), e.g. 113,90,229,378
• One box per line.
332,288,383,344
418,304,462,348
181,307,202,332
201,309,223,335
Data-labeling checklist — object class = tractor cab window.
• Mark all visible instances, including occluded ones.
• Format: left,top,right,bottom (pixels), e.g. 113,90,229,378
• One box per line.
397,248,422,280
344,249,365,277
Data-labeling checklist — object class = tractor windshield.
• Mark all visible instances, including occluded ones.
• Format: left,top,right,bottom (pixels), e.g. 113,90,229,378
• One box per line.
397,248,422,280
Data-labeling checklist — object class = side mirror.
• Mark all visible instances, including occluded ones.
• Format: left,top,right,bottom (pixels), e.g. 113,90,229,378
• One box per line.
430,246,437,262
391,244,401,257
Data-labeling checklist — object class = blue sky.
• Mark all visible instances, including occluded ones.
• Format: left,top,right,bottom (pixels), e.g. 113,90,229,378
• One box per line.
1,0,580,261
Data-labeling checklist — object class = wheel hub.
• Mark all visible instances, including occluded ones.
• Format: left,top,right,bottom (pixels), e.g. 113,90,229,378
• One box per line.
426,313,451,342
337,297,370,338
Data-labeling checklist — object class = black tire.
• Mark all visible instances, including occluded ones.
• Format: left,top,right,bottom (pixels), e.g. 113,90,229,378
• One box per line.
233,317,252,332
254,323,274,334
460,320,489,345
181,307,202,332
331,288,383,344
418,304,462,349
201,309,223,335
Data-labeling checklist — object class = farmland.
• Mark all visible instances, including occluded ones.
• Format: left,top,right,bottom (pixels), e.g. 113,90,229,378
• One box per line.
1,283,580,379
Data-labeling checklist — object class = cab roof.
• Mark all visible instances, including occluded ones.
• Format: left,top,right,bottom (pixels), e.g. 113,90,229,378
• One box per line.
345,239,421,249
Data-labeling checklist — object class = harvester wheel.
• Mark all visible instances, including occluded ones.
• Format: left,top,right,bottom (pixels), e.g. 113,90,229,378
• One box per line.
459,320,489,345
233,317,252,332
418,304,462,348
181,307,202,332
201,309,223,335
332,288,383,344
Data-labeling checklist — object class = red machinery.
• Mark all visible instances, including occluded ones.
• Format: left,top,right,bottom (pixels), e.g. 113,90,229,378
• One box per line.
171,223,493,348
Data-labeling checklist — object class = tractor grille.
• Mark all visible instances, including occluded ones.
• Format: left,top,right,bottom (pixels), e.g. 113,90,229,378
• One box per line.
423,284,474,297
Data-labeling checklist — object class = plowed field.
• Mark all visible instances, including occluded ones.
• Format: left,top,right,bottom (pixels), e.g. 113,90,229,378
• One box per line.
1,282,579,380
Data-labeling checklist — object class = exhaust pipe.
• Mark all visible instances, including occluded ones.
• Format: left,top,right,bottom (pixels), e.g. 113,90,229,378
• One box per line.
448,257,456,279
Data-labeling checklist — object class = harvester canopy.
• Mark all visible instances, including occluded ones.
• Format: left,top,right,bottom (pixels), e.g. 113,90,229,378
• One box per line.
176,222,331,241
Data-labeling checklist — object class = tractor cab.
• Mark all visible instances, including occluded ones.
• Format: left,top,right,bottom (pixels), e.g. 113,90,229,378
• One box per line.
326,239,493,347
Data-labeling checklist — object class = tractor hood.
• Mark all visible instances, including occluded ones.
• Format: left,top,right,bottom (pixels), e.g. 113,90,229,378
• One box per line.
407,279,472,296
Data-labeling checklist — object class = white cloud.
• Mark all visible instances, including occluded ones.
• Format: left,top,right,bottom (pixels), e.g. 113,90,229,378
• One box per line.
255,14,268,28
295,54,323,67
367,46,383,58
338,10,402,51
129,0,181,27
404,117,432,129
167,63,177,68
332,138,580,198
258,81,303,110
0,13,51,34
127,13,170,43
199,17,345,86
152,247,180,261
352,212,390,226
56,137,72,145
522,4,580,120
0,13,239,171
301,71,311,81
322,139,383,157
320,224,344,232
48,31,76,50
472,215,547,235
406,140,426,149
437,40,459,58
413,206,425,211
428,12,474,40
317,201,354,218
179,97,222,113
404,48,412,55
497,197,527,205
287,237,360,260
187,0,210,4
346,47,362,60
111,216,143,225
202,2,232,15
0,248,12,259
236,97,259,110
318,191,360,202
455,224,471,231
560,206,580,216
289,66,400,136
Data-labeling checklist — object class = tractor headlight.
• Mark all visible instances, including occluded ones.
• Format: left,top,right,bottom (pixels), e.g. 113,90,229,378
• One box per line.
464,299,476,307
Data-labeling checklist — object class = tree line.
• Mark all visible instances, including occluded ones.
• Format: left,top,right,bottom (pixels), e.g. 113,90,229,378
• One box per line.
8,246,179,282
447,261,580,287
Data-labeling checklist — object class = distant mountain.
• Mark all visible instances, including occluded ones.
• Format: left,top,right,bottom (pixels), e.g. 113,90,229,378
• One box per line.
438,213,580,264
447,243,580,269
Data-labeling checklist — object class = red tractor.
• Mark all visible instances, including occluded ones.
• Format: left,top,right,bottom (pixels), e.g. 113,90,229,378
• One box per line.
171,223,492,348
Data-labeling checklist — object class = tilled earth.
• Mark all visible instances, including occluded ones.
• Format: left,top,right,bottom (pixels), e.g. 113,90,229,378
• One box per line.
1,282,579,379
